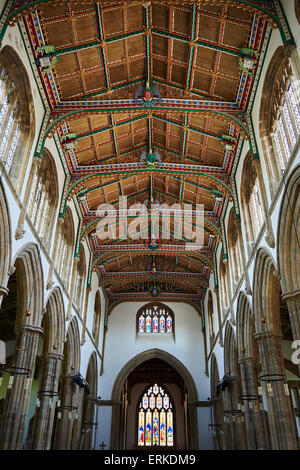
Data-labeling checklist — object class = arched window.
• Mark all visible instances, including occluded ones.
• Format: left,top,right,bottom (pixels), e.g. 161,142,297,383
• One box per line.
74,247,86,312
260,48,300,190
136,303,174,334
137,383,175,447
27,150,58,248
92,291,101,346
54,207,75,288
271,71,299,172
227,209,244,285
0,46,34,192
241,155,264,246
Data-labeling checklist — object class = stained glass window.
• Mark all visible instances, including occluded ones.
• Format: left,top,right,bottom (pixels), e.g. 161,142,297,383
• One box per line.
136,303,174,334
137,383,174,447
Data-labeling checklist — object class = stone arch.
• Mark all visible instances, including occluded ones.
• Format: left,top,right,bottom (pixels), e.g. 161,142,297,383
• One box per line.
43,287,66,356
110,348,198,450
236,292,256,359
252,248,281,335
277,164,300,295
0,180,11,303
53,317,81,450
0,45,35,193
224,322,238,377
12,242,44,327
0,243,44,449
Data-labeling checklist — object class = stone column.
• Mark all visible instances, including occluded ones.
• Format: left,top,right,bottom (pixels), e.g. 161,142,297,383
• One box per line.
82,394,96,450
0,324,43,450
254,331,299,449
54,373,78,450
31,352,64,450
239,356,270,449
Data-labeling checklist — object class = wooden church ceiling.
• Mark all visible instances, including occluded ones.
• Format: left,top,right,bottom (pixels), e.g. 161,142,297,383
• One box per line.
17,0,278,303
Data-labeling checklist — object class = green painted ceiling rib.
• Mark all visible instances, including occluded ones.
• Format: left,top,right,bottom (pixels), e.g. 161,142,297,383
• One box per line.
152,78,208,99
65,170,233,207
152,28,241,57
101,275,208,290
47,110,248,138
153,114,223,141
145,4,151,81
96,3,110,90
182,114,188,157
185,4,197,92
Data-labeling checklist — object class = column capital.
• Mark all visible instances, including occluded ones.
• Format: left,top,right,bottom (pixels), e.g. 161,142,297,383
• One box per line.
22,324,44,335
0,286,9,296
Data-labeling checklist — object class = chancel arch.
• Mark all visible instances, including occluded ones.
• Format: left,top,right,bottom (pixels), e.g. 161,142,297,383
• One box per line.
110,349,198,450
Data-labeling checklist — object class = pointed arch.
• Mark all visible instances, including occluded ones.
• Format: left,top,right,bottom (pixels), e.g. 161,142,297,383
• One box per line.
277,164,300,295
236,292,255,359
0,180,11,296
110,348,198,450
252,248,281,335
13,242,44,327
44,287,66,356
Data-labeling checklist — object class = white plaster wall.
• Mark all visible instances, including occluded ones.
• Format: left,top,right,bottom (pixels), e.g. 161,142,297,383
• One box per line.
96,300,213,449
